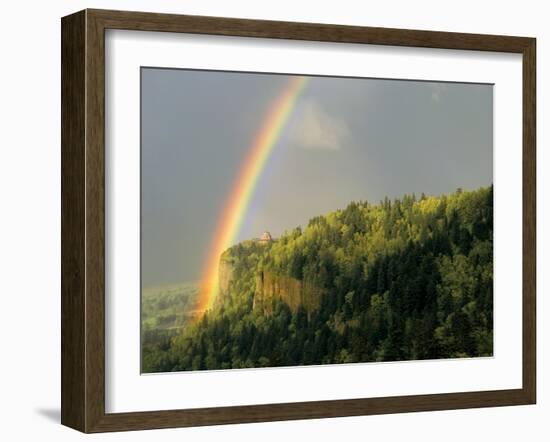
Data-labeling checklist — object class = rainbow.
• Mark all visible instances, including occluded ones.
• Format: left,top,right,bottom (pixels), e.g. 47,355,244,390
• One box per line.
195,76,309,312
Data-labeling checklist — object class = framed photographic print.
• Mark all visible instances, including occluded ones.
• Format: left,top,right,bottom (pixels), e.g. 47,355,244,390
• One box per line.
61,9,536,433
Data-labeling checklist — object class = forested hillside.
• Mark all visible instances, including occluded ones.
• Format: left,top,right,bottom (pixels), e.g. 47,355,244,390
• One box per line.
142,186,493,373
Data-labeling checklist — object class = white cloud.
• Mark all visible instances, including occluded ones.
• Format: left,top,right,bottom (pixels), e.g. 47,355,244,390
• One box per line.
291,100,350,151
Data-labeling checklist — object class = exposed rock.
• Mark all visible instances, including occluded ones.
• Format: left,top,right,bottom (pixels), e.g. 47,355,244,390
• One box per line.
253,270,321,314
216,239,322,315
217,255,234,305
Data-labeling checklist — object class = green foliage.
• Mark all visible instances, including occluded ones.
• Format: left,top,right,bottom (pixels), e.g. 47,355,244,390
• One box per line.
143,186,493,372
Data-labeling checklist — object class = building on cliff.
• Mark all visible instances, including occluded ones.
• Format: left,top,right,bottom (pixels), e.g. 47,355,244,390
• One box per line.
258,231,273,244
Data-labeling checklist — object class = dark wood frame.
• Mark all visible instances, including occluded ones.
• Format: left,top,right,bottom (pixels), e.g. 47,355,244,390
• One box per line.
61,8,536,433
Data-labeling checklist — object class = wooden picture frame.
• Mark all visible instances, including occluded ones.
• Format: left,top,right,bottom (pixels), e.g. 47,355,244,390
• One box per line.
61,8,536,433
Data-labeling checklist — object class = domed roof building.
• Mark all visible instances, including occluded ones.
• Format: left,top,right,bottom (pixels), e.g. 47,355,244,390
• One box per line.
258,231,273,244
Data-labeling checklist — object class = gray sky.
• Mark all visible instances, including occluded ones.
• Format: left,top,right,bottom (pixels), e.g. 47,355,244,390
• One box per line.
141,68,492,288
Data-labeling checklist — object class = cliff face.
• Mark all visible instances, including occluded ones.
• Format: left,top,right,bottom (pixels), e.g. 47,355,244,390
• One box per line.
217,256,234,305
216,243,322,314
217,255,321,314
253,271,321,314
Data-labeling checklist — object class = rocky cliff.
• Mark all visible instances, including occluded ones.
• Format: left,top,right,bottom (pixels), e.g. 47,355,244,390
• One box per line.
217,255,234,305
253,270,321,315
217,252,321,314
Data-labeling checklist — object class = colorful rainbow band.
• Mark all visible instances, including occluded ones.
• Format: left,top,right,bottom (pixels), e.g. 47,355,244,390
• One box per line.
196,76,308,312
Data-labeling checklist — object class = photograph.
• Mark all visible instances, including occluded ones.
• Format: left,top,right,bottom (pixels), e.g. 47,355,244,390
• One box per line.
140,68,494,374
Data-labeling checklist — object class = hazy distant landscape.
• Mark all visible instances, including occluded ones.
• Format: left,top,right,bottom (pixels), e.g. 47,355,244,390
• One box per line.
141,282,199,368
